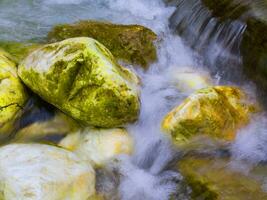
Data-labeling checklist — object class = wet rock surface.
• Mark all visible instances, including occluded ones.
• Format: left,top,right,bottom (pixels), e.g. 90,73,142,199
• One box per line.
60,128,133,167
18,37,140,128
47,20,157,69
0,144,96,200
162,86,254,144
177,156,267,200
0,50,28,139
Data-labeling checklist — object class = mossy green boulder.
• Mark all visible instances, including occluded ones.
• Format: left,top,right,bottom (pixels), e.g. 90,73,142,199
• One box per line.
47,20,157,68
18,37,140,128
162,86,254,144
0,50,28,138
178,157,267,200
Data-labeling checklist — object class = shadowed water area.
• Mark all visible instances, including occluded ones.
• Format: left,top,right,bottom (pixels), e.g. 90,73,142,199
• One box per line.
1,0,267,200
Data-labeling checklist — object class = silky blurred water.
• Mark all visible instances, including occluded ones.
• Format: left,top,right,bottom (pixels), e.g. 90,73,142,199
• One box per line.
1,0,267,199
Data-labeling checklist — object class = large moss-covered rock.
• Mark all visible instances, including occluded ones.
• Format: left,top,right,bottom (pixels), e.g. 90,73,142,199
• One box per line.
47,20,157,68
162,86,254,144
0,144,95,200
178,157,267,200
59,128,133,167
0,50,28,138
18,37,140,128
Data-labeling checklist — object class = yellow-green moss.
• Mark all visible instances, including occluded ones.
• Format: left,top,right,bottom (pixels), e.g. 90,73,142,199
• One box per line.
178,157,267,200
0,41,41,63
0,50,28,138
18,37,140,128
162,86,254,144
47,20,157,69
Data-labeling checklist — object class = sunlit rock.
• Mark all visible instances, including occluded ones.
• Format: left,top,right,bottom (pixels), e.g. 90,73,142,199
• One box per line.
59,128,134,167
0,50,28,139
170,67,212,93
177,156,267,200
0,144,95,200
13,111,79,143
18,37,140,128
47,20,157,69
162,86,254,144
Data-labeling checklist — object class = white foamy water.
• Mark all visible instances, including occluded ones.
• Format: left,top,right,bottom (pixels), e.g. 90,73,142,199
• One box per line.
1,0,267,199
231,114,267,165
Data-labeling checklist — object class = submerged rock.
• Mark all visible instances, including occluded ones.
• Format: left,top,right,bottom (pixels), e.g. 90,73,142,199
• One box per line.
170,67,212,93
47,20,157,68
18,37,140,128
162,86,254,144
13,111,79,143
0,50,28,139
178,156,267,200
0,144,95,200
60,128,133,167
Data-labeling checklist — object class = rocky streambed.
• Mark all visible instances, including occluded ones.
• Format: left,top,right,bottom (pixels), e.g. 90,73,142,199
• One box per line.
1,0,267,200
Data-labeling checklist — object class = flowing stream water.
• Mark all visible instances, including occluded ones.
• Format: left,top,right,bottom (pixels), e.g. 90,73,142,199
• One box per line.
1,0,267,200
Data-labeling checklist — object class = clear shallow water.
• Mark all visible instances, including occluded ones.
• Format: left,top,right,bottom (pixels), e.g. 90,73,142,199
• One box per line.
1,0,267,199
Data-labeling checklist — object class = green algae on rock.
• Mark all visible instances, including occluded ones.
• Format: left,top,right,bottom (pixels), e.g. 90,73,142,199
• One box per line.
0,41,41,63
0,144,96,200
162,86,254,144
178,157,267,200
47,20,157,68
18,37,140,128
0,50,28,138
